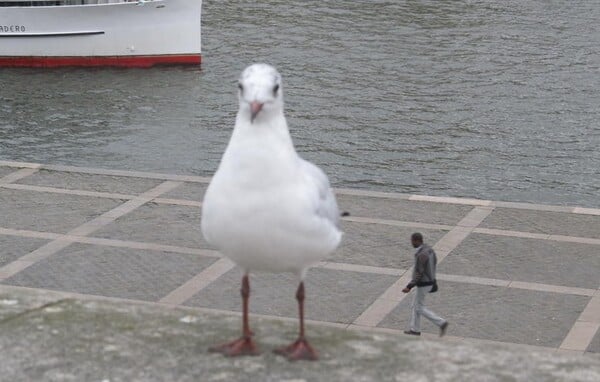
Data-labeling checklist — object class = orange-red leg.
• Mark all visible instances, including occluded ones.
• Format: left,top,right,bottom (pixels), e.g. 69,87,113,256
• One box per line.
274,282,318,361
209,274,259,356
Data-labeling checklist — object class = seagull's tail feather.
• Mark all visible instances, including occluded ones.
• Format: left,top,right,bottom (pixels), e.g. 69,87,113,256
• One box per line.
341,211,350,217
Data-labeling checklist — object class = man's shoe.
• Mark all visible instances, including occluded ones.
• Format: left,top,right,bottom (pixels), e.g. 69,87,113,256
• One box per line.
440,322,449,337
403,330,421,336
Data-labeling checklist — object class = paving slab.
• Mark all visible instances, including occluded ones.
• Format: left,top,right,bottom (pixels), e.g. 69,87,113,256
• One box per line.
0,235,49,268
1,287,600,382
161,182,208,202
336,194,473,225
379,281,590,347
0,188,123,234
15,169,163,195
93,202,211,249
588,329,600,353
439,234,600,289
331,221,447,268
2,244,217,301
481,208,600,239
186,267,398,324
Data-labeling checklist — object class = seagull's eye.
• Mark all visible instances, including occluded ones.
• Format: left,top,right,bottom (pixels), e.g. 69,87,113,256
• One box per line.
238,83,243,93
273,84,279,95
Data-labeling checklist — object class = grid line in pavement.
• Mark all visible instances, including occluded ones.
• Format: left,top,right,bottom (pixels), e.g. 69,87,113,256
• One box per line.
158,258,236,305
2,159,600,215
0,228,596,298
1,161,600,353
0,181,203,208
0,180,183,281
351,206,494,327
560,297,600,351
0,168,40,185
0,282,570,355
0,160,210,183
2,214,599,248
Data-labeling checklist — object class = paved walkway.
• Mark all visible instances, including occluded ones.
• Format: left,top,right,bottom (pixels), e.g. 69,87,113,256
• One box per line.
1,160,599,356
2,286,599,382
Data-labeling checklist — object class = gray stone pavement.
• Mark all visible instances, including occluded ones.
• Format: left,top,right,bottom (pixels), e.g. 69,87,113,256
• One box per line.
186,267,398,324
162,182,208,202
379,281,589,348
589,330,600,353
1,160,600,372
18,169,163,195
2,286,600,382
331,221,447,269
480,207,600,239
0,166,14,178
336,194,473,225
440,234,600,289
93,203,210,249
5,244,218,302
0,188,123,233
1,235,49,268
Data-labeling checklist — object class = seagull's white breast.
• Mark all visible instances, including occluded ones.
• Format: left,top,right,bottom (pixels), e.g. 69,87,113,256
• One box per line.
201,119,342,275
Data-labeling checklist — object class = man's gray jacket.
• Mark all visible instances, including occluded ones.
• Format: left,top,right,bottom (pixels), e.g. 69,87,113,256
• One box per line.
407,244,437,289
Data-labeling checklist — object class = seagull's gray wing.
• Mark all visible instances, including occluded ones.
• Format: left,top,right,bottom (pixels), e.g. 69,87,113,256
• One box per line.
299,158,340,228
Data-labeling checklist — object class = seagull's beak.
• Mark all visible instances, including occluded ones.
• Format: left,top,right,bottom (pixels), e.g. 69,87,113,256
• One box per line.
250,101,263,123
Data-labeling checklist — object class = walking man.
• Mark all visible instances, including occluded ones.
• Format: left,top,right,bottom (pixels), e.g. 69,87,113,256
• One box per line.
402,232,449,337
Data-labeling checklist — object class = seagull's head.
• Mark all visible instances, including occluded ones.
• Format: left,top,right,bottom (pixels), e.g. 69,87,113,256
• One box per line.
238,63,283,124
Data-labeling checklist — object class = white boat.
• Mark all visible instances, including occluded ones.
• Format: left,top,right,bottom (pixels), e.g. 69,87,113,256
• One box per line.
0,0,201,67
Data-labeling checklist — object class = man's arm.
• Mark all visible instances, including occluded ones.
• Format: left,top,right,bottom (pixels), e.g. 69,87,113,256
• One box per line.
405,253,428,290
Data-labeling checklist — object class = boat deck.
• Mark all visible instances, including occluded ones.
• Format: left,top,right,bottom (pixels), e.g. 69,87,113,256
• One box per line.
1,160,599,355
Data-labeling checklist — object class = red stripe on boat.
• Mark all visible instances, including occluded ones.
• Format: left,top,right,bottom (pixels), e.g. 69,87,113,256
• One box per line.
0,54,201,68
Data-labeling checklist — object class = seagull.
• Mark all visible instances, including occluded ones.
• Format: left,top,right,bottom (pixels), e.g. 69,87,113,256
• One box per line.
201,63,342,361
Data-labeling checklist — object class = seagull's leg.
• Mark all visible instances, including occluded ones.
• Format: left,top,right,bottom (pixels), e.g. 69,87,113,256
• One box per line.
208,273,259,356
274,282,318,361
240,273,255,338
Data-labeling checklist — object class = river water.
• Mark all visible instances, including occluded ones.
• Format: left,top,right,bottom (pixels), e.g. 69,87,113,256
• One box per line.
1,1,599,207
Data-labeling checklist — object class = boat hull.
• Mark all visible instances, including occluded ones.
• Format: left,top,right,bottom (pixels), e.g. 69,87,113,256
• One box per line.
0,0,201,67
